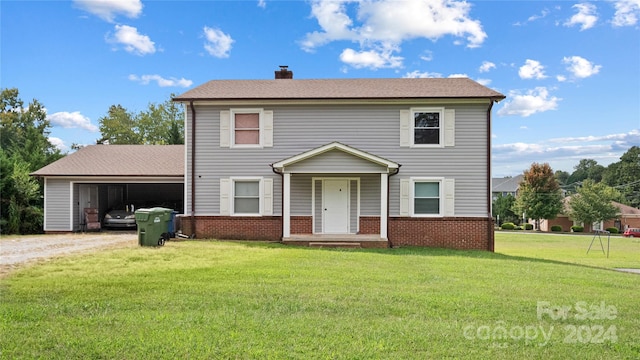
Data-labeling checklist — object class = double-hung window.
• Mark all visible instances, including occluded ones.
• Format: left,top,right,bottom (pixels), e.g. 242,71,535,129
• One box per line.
233,180,260,215
220,177,273,216
220,109,273,148
413,108,443,146
400,107,453,148
413,180,441,216
232,109,261,147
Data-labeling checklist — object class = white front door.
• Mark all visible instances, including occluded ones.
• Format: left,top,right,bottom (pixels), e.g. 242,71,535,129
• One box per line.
323,179,349,233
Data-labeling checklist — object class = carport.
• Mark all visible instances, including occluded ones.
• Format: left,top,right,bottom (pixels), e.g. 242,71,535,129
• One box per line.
31,145,184,232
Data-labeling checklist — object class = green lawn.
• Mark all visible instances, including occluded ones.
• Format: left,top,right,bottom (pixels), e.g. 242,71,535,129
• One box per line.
1,233,638,359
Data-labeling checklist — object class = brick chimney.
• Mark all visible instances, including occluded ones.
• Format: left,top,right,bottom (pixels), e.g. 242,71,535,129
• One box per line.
275,65,293,79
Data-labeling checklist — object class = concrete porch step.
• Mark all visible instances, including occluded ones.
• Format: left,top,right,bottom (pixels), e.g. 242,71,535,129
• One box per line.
309,242,362,248
282,235,389,248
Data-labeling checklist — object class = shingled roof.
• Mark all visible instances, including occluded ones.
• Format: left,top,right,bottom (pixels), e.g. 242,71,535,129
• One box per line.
173,78,505,101
31,145,184,177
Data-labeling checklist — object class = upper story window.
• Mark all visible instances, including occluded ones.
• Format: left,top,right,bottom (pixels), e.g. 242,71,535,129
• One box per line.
232,109,262,147
220,109,273,148
412,108,443,146
400,107,453,148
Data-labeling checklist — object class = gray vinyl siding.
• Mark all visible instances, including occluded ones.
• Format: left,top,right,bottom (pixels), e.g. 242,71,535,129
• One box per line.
186,102,488,217
350,180,357,232
45,178,71,231
360,174,381,216
314,179,322,233
286,150,388,173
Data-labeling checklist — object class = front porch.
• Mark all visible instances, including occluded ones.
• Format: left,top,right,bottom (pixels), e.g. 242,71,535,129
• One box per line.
282,234,389,248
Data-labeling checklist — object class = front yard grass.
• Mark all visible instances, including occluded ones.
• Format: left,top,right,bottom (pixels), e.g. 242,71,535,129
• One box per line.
1,234,638,359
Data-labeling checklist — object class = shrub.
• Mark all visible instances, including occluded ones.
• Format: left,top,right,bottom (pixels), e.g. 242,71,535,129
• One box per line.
501,222,515,230
571,225,584,233
524,223,533,230
550,225,562,232
606,227,619,234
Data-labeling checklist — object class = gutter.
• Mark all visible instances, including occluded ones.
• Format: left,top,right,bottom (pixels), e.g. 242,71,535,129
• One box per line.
270,165,284,240
189,101,196,238
387,166,401,248
486,98,497,252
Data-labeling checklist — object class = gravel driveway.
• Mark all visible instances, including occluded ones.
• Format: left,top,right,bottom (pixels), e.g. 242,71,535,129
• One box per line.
0,232,137,276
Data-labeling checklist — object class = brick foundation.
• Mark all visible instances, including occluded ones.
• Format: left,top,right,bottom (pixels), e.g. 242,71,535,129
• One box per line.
179,215,494,250
291,216,313,234
359,216,380,234
388,217,493,250
179,216,281,241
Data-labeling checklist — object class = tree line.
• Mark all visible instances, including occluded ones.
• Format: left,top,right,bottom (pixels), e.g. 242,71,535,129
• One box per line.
1,88,183,234
493,147,640,229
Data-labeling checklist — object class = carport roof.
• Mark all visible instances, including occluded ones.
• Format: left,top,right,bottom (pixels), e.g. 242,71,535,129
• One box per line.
31,145,184,177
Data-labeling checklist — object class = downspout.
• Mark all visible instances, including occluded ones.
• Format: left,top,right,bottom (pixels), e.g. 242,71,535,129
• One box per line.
387,165,401,248
189,101,196,238
487,98,495,252
271,165,284,240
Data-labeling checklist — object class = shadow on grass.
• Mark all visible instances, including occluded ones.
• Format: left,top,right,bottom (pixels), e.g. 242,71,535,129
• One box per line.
191,238,631,274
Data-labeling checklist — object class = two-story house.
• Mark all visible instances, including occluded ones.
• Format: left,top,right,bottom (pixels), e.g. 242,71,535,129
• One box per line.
173,68,505,250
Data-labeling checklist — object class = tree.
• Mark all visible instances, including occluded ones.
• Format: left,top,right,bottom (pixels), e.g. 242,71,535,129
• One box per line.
137,97,184,144
492,194,518,225
554,170,570,186
97,105,141,144
97,97,184,145
1,88,62,234
567,180,623,227
514,163,564,229
602,146,640,208
566,159,605,190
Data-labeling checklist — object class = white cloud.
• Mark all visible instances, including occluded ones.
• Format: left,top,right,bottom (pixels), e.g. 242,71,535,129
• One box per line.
497,87,560,117
203,26,234,58
107,25,155,55
448,73,468,78
129,74,193,88
513,8,550,26
479,61,496,73
492,129,640,176
562,56,601,78
47,111,99,132
74,0,142,22
302,0,486,69
339,47,403,69
548,129,640,145
257,0,266,8
476,78,492,86
518,59,547,79
564,3,598,30
403,70,443,78
420,51,433,62
557,75,567,82
528,8,550,22
612,0,640,27
48,137,68,151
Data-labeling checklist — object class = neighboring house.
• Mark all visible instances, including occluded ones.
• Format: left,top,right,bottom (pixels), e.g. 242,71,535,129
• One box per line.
492,175,523,200
172,68,505,250
31,145,184,232
538,198,640,232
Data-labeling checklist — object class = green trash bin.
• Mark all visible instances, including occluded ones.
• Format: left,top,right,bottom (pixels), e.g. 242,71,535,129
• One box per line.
135,207,173,246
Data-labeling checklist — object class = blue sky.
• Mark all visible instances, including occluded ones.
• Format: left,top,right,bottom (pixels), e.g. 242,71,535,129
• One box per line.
2,0,639,177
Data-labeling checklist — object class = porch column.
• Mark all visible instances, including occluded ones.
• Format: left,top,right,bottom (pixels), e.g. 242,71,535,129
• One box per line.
283,173,291,238
380,173,388,239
